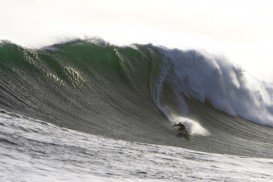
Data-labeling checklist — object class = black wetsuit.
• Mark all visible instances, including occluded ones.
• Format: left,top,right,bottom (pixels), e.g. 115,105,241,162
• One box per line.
173,123,186,131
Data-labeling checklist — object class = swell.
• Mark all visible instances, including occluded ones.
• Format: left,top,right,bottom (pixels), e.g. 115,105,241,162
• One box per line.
0,40,165,137
0,40,273,157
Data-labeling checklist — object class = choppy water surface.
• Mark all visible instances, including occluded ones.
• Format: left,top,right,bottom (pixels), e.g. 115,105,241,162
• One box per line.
1,111,272,182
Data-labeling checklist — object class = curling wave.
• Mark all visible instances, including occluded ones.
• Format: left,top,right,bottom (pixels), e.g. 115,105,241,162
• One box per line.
158,48,273,127
0,39,273,157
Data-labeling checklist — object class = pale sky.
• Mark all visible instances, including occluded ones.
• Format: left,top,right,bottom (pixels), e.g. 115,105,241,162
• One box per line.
0,0,273,81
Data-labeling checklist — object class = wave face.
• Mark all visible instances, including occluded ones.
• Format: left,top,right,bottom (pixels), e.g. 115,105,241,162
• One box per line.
1,39,273,157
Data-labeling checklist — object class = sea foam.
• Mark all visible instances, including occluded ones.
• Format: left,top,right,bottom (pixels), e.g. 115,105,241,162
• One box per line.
161,48,273,127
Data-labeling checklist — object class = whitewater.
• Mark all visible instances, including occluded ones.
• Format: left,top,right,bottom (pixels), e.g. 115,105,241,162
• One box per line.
1,39,273,181
1,110,273,181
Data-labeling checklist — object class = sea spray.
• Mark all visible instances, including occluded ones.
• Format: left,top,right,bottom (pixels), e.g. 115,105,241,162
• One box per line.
169,115,210,136
161,48,273,127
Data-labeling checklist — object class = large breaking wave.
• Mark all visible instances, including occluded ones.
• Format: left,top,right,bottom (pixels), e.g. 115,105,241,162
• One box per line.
159,48,273,127
1,38,273,157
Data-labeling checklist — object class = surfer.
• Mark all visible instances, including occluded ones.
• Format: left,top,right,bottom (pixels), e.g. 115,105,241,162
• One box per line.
172,122,187,133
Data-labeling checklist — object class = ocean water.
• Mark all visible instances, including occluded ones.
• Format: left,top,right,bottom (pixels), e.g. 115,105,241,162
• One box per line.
1,39,273,181
1,111,273,182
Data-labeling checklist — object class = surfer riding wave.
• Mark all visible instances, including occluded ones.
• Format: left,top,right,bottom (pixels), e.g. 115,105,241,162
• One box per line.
172,122,188,134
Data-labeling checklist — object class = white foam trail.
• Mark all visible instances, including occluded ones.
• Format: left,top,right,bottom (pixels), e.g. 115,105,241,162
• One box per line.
151,51,208,134
162,48,273,127
151,57,172,117
169,115,210,136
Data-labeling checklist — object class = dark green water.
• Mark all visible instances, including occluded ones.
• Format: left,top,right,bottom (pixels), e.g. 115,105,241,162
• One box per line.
1,40,273,157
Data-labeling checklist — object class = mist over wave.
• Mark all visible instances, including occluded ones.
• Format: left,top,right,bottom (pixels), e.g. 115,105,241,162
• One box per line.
159,48,273,127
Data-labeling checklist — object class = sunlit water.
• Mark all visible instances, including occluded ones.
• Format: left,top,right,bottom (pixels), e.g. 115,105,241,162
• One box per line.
1,110,273,182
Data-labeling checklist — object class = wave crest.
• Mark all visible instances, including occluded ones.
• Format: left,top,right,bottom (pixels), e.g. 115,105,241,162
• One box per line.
159,48,273,126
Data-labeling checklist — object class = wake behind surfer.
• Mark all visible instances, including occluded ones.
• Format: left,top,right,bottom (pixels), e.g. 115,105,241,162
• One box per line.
172,122,187,133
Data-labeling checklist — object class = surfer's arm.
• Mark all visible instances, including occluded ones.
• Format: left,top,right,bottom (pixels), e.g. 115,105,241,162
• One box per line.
172,124,178,127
